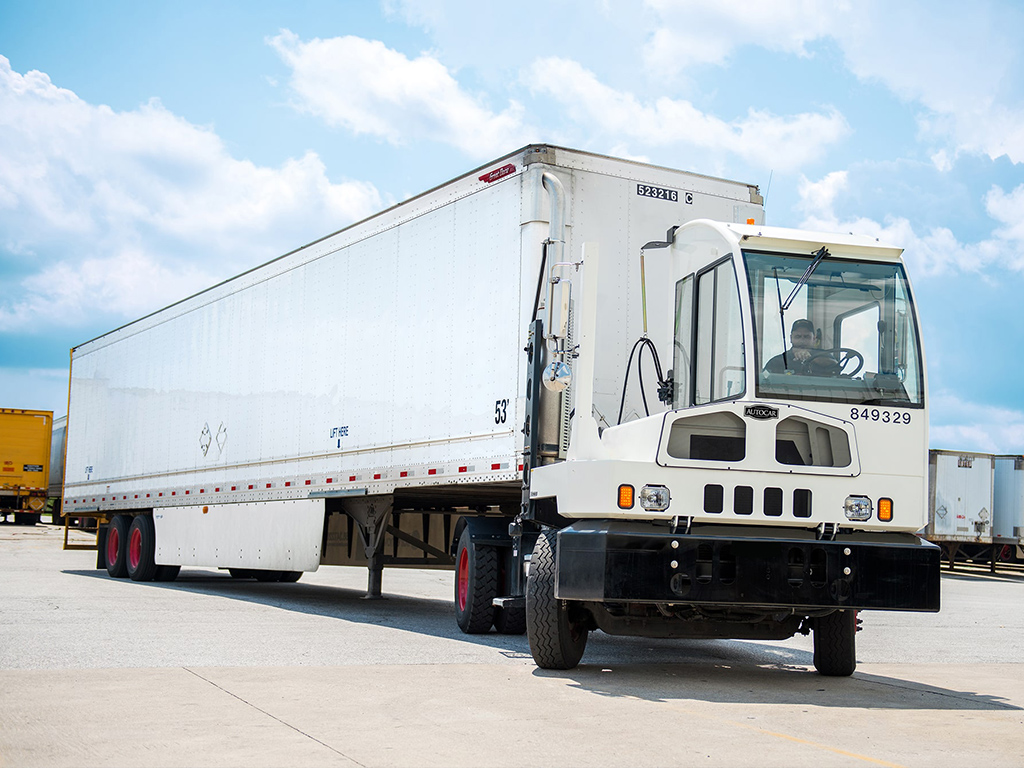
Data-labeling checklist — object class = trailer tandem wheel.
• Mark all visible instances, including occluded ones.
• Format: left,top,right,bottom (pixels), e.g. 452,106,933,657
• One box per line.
813,609,857,677
454,526,498,633
127,516,159,582
526,530,588,669
105,515,131,579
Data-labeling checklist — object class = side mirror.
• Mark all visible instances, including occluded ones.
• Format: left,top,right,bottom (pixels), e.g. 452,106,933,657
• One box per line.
542,361,572,392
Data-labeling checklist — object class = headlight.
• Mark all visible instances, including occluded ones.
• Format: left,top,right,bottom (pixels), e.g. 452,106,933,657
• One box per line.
844,495,872,521
640,485,671,511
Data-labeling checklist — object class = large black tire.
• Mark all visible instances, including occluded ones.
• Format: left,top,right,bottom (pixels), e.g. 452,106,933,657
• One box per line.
228,568,257,579
127,516,158,582
526,530,588,669
254,570,284,582
813,609,857,676
278,571,303,583
105,515,131,579
454,526,498,634
154,564,181,582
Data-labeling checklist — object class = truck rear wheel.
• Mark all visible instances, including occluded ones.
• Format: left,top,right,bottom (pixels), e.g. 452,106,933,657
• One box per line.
254,570,284,581
454,527,498,633
127,516,159,582
813,609,857,676
105,515,131,579
526,530,588,669
279,571,303,582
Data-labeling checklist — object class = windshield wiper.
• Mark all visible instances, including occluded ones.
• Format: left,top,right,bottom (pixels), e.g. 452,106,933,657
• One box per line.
773,246,830,372
782,246,829,311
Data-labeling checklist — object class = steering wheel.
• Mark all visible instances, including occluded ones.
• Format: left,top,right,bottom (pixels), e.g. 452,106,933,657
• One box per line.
807,347,864,376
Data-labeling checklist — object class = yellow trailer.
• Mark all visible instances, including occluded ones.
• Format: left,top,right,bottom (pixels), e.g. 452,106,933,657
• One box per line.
0,408,53,525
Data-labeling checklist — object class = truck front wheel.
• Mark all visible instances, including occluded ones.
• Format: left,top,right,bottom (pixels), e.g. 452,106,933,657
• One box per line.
454,527,498,633
526,530,588,670
813,609,857,676
105,515,131,579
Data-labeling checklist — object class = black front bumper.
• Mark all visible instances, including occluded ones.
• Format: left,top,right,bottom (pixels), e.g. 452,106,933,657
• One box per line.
556,521,940,611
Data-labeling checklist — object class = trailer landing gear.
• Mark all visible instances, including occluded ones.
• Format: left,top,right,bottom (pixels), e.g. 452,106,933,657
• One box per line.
526,530,589,669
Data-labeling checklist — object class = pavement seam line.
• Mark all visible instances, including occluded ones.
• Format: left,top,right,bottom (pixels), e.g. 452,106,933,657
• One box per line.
183,668,367,767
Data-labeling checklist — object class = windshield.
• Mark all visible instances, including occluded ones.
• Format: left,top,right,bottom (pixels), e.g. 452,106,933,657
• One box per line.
743,249,924,406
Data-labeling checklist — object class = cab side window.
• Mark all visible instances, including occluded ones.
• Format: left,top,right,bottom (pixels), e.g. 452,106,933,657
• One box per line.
694,259,745,404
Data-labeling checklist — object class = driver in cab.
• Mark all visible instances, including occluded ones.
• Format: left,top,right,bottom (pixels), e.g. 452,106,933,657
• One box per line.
764,319,837,375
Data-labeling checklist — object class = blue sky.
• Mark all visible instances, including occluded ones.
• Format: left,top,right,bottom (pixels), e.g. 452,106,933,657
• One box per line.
1,0,1023,452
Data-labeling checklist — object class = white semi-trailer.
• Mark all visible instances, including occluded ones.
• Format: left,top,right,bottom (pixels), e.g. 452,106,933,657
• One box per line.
62,145,940,675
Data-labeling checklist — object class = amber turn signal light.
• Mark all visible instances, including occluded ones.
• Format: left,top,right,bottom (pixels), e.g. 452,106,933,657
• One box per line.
878,498,893,522
618,484,635,509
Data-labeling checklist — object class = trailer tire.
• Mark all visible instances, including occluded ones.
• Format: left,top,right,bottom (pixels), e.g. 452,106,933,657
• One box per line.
105,515,131,579
126,516,158,582
154,565,180,582
454,527,498,634
228,569,256,579
813,609,857,677
254,570,284,582
278,571,303,583
526,530,588,669
13,512,40,526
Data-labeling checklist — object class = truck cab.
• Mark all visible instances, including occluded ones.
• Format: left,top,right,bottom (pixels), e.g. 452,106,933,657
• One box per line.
526,220,940,674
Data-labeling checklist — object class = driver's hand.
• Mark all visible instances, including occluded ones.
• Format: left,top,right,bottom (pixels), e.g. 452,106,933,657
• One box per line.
792,348,812,363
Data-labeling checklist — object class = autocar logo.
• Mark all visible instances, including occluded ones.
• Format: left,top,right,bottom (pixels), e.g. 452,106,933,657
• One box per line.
744,405,779,420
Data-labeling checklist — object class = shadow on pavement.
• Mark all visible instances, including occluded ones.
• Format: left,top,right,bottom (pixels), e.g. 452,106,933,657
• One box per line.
63,567,1023,711
64,568,535,656
538,657,1021,711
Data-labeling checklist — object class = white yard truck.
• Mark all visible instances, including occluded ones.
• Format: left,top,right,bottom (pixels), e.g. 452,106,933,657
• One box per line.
62,145,940,675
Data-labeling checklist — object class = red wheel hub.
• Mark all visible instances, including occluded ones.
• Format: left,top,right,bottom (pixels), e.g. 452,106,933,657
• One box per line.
129,527,141,570
457,547,469,611
107,527,119,566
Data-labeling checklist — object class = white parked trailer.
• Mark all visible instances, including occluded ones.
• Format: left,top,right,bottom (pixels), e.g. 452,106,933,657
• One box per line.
993,455,1024,561
926,449,994,567
63,145,939,676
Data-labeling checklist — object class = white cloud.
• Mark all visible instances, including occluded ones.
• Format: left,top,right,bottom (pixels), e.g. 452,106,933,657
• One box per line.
985,184,1024,246
796,171,1024,276
526,57,848,171
267,30,534,158
0,56,383,330
796,171,848,217
643,0,1024,164
643,0,841,74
